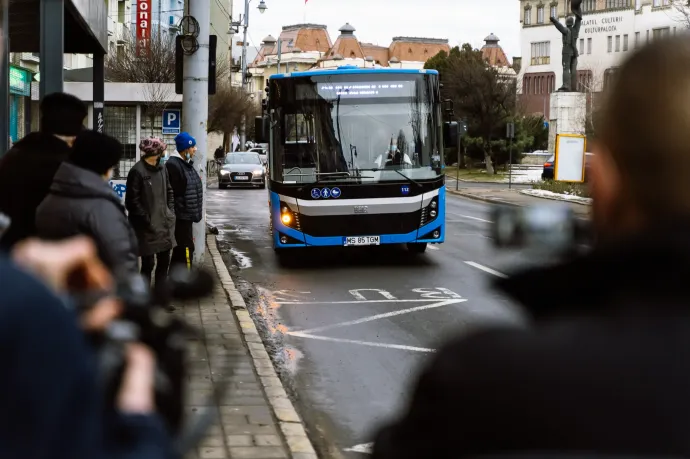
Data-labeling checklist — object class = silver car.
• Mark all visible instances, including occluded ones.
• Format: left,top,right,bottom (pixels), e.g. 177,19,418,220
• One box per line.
218,152,266,189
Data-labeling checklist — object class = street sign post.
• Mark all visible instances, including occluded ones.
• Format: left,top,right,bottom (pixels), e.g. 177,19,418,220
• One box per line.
506,122,515,189
162,109,181,135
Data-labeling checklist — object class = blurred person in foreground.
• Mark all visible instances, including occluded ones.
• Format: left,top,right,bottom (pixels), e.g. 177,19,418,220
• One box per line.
2,236,171,459
36,131,139,274
166,132,203,269
126,137,176,287
0,92,87,250
372,36,690,458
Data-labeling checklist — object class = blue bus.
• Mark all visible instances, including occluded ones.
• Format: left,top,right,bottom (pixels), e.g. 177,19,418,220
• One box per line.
257,66,459,255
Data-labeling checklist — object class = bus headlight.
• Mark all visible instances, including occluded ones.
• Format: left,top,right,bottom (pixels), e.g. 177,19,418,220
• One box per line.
279,202,300,230
281,213,292,224
430,200,438,209
430,210,437,218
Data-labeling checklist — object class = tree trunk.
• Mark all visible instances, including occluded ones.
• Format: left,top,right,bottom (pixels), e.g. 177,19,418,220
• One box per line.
484,142,495,175
222,131,228,152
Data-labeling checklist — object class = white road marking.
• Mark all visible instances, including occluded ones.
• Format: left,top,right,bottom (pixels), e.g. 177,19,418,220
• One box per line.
349,289,397,301
464,261,508,278
459,214,493,223
344,443,374,454
289,333,435,353
290,299,467,335
277,299,441,305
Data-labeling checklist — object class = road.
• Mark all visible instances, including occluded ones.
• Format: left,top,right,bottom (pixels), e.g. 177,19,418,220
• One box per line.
206,184,553,458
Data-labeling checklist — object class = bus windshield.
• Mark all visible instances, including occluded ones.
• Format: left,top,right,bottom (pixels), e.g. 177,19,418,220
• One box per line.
268,73,443,184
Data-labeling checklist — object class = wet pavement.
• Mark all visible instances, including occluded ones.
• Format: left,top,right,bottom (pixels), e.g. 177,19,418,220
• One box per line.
205,183,555,458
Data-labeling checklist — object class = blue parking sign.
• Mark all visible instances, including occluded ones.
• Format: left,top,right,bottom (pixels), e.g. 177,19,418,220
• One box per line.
162,109,181,135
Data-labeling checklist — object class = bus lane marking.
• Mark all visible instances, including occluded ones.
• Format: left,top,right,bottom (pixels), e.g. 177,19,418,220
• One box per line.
464,261,508,278
285,333,436,353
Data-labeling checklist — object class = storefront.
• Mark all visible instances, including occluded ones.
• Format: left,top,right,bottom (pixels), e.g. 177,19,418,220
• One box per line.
9,66,32,143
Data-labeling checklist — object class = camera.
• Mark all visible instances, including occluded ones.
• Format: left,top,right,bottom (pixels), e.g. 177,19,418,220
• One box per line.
490,205,593,255
79,265,220,456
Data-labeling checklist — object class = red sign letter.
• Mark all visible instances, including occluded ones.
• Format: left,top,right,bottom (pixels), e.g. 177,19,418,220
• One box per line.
136,0,151,57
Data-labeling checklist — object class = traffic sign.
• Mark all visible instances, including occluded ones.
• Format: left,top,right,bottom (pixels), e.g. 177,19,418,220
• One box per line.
162,109,181,135
331,187,341,198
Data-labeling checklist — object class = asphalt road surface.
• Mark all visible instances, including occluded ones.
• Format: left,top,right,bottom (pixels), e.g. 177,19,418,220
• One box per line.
206,184,556,458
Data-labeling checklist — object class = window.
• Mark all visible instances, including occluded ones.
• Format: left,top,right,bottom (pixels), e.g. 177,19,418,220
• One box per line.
653,0,671,6
537,6,544,23
635,31,640,48
615,35,620,52
550,4,557,18
606,0,631,8
582,0,596,12
530,41,551,65
623,34,629,51
646,30,650,43
587,37,592,54
579,39,584,55
653,27,670,40
607,36,613,52
524,7,532,25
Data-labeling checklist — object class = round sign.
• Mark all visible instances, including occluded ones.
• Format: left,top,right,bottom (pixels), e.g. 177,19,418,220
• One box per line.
331,187,341,199
321,188,331,198
311,188,321,199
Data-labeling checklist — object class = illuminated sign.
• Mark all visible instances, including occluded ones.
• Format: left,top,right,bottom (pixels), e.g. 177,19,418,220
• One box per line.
316,81,416,99
136,0,152,57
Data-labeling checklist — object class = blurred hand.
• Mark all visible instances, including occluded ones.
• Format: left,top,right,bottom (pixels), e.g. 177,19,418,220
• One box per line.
12,236,122,330
117,343,156,414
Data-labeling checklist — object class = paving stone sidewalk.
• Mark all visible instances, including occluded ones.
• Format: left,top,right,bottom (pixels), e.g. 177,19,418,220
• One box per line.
177,238,316,459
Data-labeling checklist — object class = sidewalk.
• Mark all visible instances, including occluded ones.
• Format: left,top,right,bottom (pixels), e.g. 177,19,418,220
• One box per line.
448,186,592,219
178,236,317,459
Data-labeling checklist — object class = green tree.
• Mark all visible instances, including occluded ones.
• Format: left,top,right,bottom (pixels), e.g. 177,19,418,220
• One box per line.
425,44,517,174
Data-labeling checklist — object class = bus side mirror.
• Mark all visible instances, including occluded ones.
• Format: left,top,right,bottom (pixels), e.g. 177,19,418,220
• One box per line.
255,116,270,143
444,121,459,149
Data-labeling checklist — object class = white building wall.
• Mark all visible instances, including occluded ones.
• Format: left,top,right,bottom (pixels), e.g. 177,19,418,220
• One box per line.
518,4,681,92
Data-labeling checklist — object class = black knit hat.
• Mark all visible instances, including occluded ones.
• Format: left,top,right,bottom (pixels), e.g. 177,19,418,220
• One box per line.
40,92,88,136
69,130,123,176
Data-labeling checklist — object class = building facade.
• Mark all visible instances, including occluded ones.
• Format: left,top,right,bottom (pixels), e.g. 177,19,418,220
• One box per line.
518,0,679,117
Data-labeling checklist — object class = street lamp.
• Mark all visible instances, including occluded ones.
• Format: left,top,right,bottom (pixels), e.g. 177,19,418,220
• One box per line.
258,0,268,14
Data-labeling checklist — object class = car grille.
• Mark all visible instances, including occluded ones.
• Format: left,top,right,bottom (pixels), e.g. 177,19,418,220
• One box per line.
298,212,421,237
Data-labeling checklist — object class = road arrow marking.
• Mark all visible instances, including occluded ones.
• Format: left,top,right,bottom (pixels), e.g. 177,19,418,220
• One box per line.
344,442,373,454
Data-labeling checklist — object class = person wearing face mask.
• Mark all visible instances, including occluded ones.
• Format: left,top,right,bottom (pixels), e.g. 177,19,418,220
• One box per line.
125,137,176,287
35,130,139,274
166,132,203,269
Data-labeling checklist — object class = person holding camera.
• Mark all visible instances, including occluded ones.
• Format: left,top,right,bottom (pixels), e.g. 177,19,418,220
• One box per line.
3,236,171,459
126,137,176,286
35,130,139,275
372,36,690,458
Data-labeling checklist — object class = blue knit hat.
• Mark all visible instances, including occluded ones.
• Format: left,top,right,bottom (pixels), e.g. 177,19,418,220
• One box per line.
175,132,196,152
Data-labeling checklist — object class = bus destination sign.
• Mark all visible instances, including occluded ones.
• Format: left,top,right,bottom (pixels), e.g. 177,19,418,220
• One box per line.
316,81,415,99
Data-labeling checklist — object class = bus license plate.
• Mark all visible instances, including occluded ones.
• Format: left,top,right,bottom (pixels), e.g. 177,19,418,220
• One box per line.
344,236,380,246
234,176,249,181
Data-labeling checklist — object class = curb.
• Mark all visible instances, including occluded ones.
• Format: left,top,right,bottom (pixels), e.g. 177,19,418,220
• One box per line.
207,236,319,459
519,190,592,207
447,189,521,207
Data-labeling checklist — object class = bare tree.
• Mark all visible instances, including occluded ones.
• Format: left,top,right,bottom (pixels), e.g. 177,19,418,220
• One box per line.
208,82,258,151
672,1,690,28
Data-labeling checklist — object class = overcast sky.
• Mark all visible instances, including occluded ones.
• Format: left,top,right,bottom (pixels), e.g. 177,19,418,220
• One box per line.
230,0,521,63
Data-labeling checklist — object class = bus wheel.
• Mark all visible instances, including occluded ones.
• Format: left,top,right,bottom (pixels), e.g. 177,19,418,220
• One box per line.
407,243,427,254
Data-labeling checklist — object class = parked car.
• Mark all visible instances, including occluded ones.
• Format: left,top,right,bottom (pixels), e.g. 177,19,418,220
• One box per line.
218,152,266,189
542,152,593,182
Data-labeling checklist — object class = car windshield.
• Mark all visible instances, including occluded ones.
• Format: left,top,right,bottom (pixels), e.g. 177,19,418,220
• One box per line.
269,73,443,184
226,154,261,165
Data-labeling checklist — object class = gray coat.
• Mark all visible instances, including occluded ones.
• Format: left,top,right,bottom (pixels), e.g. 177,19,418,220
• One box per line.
36,162,139,274
125,160,176,256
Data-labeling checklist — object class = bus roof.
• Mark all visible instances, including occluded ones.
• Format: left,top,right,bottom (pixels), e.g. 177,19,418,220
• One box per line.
269,67,439,80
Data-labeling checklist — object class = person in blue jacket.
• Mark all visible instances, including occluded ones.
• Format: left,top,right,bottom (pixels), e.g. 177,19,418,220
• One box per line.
2,236,174,459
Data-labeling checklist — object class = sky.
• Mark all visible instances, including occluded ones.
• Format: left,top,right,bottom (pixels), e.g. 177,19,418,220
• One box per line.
229,0,521,64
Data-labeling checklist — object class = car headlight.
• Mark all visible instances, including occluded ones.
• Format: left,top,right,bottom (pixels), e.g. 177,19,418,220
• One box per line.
220,169,230,175
253,169,264,175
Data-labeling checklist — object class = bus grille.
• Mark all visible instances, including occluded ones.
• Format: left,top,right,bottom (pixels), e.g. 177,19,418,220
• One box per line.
420,207,429,226
298,212,421,237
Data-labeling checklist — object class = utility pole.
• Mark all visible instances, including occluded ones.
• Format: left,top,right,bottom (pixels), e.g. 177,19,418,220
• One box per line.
183,0,210,264
240,0,250,148
507,122,515,190
157,0,161,37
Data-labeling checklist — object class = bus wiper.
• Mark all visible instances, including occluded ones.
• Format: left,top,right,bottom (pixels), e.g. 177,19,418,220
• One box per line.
357,168,423,188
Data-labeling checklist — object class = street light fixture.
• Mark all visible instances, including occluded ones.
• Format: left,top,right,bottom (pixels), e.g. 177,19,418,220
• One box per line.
258,0,268,14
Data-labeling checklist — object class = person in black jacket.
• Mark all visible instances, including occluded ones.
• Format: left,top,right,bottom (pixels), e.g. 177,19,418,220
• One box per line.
166,132,203,269
0,92,87,251
372,36,690,458
35,131,138,275
126,137,176,286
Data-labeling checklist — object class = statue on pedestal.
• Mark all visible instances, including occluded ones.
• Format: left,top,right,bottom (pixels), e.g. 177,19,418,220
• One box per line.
550,0,583,92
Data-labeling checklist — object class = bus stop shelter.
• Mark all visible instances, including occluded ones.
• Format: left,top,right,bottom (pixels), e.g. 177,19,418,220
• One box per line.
2,0,107,155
